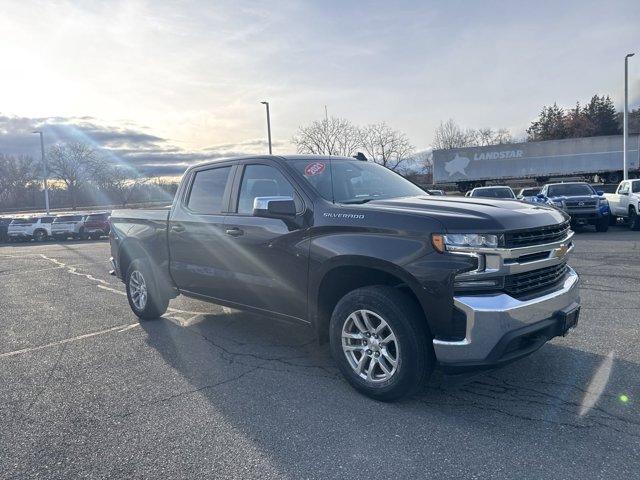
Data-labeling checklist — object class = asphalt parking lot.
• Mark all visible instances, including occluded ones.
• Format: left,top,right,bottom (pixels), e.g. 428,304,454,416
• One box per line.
1,228,639,479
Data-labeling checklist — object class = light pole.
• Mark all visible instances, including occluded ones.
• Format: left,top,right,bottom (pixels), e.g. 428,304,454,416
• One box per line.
624,53,635,181
260,101,272,154
33,130,50,214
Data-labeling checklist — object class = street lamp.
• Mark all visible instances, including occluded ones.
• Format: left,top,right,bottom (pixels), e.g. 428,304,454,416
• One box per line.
623,53,635,181
33,130,50,214
260,101,272,154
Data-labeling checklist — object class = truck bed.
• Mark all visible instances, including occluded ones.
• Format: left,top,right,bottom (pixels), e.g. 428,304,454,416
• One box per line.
109,207,171,222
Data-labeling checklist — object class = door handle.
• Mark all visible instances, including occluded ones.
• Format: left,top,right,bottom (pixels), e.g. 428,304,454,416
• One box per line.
171,225,185,233
225,227,244,237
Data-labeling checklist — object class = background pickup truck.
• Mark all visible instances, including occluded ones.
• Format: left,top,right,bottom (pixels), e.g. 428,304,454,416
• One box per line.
109,155,580,401
538,182,610,232
605,179,640,230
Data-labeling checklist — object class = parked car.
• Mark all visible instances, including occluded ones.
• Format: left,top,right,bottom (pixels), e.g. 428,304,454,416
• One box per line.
517,187,543,203
109,155,579,401
0,217,14,243
8,216,54,242
51,215,86,240
82,212,111,239
604,179,640,230
467,186,517,199
539,182,610,232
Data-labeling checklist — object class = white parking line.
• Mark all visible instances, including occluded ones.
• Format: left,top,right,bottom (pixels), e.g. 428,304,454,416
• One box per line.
0,251,214,355
0,324,139,358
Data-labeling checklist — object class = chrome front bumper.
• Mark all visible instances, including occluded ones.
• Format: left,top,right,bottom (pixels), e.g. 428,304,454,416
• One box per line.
434,266,580,365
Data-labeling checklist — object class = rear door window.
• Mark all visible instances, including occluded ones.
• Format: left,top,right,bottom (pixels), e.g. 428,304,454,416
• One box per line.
633,182,640,193
187,166,232,214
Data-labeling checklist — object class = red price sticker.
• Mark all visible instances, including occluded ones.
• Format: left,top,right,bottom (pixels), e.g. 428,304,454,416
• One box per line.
304,162,326,176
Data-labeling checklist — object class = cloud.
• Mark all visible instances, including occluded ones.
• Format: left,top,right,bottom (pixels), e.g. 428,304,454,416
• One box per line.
0,114,265,177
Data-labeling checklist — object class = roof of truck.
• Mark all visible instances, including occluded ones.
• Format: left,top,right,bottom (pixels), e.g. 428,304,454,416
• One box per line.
189,154,359,171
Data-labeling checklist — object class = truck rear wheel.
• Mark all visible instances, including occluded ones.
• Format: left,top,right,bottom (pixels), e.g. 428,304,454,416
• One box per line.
126,258,169,320
329,286,434,401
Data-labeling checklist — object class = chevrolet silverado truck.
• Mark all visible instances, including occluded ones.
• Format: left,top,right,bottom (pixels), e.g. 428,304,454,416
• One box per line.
604,179,640,230
109,155,580,401
538,182,610,232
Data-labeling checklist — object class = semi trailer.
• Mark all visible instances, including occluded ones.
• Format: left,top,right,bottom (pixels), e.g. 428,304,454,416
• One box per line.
433,134,640,192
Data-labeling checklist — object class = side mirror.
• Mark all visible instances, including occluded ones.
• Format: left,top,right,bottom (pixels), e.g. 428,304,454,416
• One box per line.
536,193,546,199
596,190,604,196
253,196,296,218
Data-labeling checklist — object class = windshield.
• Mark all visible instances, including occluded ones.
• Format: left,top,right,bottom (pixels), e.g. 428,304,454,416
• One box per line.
471,188,515,199
547,184,595,197
290,159,425,203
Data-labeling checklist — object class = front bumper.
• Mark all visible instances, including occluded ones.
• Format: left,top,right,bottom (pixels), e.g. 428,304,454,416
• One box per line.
434,266,580,370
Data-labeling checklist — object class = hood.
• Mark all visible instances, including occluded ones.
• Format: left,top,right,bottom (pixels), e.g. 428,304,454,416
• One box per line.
359,195,568,232
547,194,600,201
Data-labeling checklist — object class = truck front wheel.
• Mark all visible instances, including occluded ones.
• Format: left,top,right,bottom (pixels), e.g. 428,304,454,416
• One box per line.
126,258,169,320
630,207,640,231
329,286,434,401
595,217,609,232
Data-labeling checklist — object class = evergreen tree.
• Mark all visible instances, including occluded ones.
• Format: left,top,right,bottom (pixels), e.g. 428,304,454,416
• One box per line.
564,102,596,138
526,103,567,141
583,95,621,136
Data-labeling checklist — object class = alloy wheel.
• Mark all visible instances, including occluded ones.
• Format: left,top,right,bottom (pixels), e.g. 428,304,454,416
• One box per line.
129,270,148,310
341,309,400,383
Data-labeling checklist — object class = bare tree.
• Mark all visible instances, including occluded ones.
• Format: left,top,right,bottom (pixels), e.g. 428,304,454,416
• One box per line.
47,142,97,208
431,119,476,150
292,116,360,156
359,122,414,172
432,119,512,149
0,154,38,208
472,127,513,146
106,168,149,207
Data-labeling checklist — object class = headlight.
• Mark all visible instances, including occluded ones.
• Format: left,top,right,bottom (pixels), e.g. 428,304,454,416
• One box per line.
432,233,498,252
599,198,609,206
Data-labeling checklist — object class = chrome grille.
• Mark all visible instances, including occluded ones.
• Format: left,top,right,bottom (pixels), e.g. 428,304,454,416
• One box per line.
504,262,568,297
565,200,596,208
504,221,570,248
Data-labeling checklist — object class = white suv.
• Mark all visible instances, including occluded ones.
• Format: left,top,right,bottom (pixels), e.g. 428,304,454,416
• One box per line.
7,216,54,242
51,214,86,240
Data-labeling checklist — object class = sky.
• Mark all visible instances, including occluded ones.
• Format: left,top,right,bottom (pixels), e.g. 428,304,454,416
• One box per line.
1,0,639,176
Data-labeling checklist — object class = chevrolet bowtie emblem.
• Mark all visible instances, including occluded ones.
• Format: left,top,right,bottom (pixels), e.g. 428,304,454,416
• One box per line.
554,244,569,258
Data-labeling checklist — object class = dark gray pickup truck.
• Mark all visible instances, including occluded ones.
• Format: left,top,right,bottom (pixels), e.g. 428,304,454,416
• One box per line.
109,155,580,400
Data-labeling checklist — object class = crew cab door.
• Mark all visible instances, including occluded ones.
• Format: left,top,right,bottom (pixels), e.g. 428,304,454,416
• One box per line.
168,163,236,297
221,161,310,321
614,181,630,215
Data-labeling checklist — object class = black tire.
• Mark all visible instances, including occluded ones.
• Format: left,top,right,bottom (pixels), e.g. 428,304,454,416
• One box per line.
630,207,640,231
609,214,617,226
329,285,434,401
595,217,609,232
33,229,47,242
125,258,169,320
